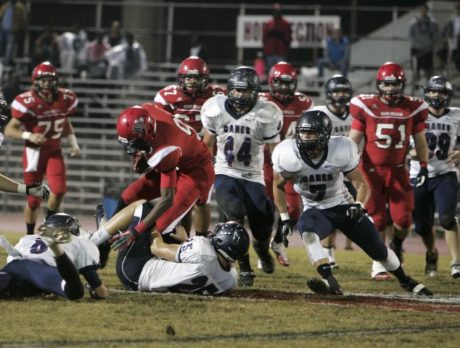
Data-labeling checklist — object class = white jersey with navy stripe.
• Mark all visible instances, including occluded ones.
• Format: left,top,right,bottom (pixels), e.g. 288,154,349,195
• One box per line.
272,136,359,210
138,236,237,295
202,94,283,184
311,105,352,136
8,235,100,271
409,107,460,178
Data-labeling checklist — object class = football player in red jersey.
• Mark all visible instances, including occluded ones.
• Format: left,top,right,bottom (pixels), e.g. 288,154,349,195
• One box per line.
259,61,314,266
89,104,215,250
153,56,225,236
5,61,80,235
349,61,430,280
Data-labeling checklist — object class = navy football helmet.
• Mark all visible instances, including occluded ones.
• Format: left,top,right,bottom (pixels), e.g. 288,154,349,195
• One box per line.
209,221,250,262
227,66,260,114
295,110,332,158
325,74,352,106
43,213,81,236
424,75,453,109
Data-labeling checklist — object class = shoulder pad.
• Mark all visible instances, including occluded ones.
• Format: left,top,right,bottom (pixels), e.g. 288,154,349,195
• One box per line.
202,95,225,118
255,100,282,124
328,136,358,167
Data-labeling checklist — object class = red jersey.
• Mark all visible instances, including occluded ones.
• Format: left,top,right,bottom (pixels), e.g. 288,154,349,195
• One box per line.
350,94,428,167
140,103,212,174
11,88,78,149
153,84,226,133
259,91,313,164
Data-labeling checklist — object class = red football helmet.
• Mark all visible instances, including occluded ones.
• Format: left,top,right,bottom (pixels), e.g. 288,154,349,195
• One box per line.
177,56,209,97
268,61,297,102
376,62,406,105
32,61,58,97
116,106,156,156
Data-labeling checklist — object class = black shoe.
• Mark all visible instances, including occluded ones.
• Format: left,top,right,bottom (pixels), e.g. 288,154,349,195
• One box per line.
400,276,433,296
253,241,274,274
389,240,404,264
95,203,106,230
239,271,256,287
307,276,343,295
425,249,438,277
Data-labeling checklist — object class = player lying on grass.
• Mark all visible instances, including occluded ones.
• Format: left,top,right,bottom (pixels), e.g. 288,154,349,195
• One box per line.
0,213,108,300
90,200,250,295
272,110,433,296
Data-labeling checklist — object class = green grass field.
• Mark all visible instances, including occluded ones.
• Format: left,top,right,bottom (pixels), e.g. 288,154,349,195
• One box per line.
1,231,460,348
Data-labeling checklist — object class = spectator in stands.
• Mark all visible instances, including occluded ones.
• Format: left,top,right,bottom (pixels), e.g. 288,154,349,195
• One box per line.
262,3,292,73
189,35,208,63
408,3,439,81
105,32,147,80
32,25,60,68
103,20,125,48
441,1,460,73
85,31,110,79
254,51,266,82
317,27,350,79
1,69,22,104
0,0,27,66
57,23,88,76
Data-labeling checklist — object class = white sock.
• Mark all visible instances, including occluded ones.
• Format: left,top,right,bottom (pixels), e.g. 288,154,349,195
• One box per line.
379,248,400,272
89,227,111,246
302,232,328,264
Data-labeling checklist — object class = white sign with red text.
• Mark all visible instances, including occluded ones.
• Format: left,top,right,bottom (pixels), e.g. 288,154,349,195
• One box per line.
237,15,340,48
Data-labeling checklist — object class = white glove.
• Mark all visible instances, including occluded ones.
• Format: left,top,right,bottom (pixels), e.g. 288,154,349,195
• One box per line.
67,134,81,157
0,132,4,147
18,182,50,200
0,235,23,257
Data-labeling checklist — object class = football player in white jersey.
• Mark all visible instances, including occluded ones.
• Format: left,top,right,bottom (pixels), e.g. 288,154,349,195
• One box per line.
0,214,108,300
90,200,250,295
311,74,354,268
272,110,432,295
409,76,460,278
201,66,283,287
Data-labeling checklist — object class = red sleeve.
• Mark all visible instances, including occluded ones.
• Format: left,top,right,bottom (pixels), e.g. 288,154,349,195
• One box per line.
155,148,181,172
351,118,365,132
412,104,428,134
160,169,177,188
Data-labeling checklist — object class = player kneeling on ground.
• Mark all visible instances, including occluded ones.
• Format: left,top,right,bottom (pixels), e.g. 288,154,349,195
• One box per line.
272,110,433,296
0,214,108,300
90,200,250,295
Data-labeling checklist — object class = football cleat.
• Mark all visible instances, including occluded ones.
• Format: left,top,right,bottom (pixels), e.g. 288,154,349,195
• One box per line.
253,241,274,274
425,249,438,277
307,276,343,295
238,271,256,288
95,203,106,230
451,261,460,279
373,272,392,281
371,260,392,281
400,276,433,296
271,240,289,267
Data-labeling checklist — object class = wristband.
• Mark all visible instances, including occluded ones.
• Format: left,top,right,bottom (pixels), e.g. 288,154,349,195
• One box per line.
355,201,364,207
419,161,428,168
17,183,26,194
280,212,290,221
21,131,32,140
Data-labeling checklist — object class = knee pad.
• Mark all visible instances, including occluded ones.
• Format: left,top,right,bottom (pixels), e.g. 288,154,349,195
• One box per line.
27,196,41,210
439,214,458,231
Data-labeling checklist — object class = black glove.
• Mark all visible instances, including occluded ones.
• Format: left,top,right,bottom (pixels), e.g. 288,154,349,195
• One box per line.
416,167,428,188
346,203,367,223
0,113,8,134
280,219,296,247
